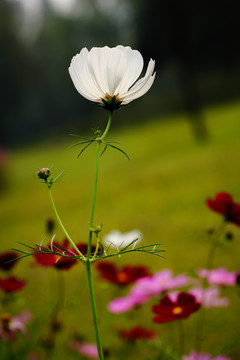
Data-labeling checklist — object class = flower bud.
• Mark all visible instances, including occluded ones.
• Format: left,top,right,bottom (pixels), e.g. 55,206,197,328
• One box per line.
90,224,103,234
236,273,240,286
46,218,55,234
37,168,50,180
225,231,234,241
1,313,11,331
206,227,215,235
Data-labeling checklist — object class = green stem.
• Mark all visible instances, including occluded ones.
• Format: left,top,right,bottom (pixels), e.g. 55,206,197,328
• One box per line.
177,320,185,358
48,188,85,260
84,114,113,360
87,142,100,260
100,112,112,140
206,221,225,270
195,221,226,350
85,141,104,358
92,234,100,261
86,260,104,360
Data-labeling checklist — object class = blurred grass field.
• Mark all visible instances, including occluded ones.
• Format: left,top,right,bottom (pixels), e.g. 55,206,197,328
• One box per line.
1,101,240,359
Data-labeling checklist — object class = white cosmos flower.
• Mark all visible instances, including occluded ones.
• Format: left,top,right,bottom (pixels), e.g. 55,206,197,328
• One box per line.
69,45,156,111
103,230,142,249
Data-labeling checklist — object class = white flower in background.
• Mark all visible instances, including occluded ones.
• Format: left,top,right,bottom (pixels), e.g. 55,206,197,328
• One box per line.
69,45,156,111
103,230,142,249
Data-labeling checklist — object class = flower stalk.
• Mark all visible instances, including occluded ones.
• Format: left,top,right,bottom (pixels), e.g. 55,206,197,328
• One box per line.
177,320,185,358
85,114,113,360
195,221,226,351
48,188,85,260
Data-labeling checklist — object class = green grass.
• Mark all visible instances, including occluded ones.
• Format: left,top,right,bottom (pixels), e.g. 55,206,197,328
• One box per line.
1,101,240,359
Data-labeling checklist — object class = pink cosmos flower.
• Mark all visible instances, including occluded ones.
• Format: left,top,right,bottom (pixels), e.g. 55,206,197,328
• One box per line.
182,350,231,360
0,310,32,341
197,268,237,286
189,288,229,308
108,270,189,313
70,340,98,359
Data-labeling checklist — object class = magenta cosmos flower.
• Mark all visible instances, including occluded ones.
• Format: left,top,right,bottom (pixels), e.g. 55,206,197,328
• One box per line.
206,192,240,226
152,292,201,324
69,46,156,111
198,268,237,286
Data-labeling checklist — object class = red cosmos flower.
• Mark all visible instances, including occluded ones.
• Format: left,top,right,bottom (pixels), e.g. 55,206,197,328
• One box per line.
34,238,77,270
33,239,98,271
0,251,19,271
152,292,201,323
96,261,150,286
119,326,157,341
206,192,240,226
0,276,26,293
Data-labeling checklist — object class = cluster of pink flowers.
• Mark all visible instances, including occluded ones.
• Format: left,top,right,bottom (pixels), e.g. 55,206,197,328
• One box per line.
197,268,237,286
182,351,231,360
108,269,189,313
69,340,99,359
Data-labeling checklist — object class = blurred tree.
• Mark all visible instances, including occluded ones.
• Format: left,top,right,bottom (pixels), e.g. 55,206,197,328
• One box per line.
1,0,240,146
1,0,124,146
133,0,240,139
0,0,34,146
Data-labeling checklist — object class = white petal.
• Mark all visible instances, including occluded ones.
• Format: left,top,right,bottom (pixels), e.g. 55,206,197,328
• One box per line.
69,48,103,101
88,46,111,95
121,59,155,103
89,46,127,96
114,46,144,95
123,73,156,104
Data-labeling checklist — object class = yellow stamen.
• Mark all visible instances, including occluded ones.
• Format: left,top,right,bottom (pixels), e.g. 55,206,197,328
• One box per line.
117,272,129,283
172,306,183,315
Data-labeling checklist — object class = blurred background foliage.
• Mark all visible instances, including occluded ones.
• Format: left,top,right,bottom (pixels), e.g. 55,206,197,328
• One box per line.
1,0,240,147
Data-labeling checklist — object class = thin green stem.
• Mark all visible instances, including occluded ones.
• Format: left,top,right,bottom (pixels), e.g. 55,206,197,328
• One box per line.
177,320,185,359
100,112,112,140
84,114,113,360
206,221,226,270
92,234,100,261
86,260,104,360
48,188,85,260
85,140,104,358
195,221,226,351
87,142,100,260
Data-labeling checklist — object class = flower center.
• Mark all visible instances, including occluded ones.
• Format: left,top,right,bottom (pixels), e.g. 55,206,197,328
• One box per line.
172,306,183,315
99,93,123,112
117,272,129,284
